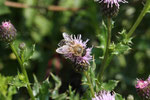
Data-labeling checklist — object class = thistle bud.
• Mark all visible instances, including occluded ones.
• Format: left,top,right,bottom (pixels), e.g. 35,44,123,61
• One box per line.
19,42,26,50
0,21,17,43
135,76,150,100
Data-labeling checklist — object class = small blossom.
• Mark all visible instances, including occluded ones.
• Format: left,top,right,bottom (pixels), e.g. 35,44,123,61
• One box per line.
56,33,92,70
92,90,115,100
135,76,150,100
0,21,17,42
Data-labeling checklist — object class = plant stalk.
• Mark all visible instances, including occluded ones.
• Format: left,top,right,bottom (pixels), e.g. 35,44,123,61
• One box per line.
10,42,35,100
98,18,112,82
127,0,150,38
84,71,95,97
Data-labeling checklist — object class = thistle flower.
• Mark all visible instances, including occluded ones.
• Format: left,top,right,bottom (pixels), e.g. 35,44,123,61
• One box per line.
94,0,127,17
135,76,150,100
0,21,17,43
56,33,92,71
92,90,115,100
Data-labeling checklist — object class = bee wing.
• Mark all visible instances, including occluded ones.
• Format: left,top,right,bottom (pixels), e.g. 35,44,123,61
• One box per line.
56,45,70,54
63,32,72,41
58,39,66,46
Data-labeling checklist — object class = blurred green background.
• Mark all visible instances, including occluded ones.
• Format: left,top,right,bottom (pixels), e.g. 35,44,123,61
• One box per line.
0,0,150,99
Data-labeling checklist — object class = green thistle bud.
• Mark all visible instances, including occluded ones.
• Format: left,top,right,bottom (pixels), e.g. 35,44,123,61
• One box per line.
19,42,26,50
0,21,17,43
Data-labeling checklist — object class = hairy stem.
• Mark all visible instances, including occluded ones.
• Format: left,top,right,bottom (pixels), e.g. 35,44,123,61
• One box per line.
10,42,35,100
98,18,112,82
84,71,95,97
127,0,150,38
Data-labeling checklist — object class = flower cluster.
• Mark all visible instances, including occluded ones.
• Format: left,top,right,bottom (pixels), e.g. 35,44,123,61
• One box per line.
0,21,17,43
92,90,115,100
94,0,127,17
136,75,150,100
56,33,92,71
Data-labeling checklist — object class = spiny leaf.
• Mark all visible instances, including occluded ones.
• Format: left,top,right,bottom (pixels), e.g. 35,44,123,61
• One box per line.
24,44,35,62
101,80,119,91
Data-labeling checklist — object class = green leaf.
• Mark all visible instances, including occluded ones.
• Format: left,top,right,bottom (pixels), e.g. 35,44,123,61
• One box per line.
96,21,107,56
67,85,80,100
9,72,27,89
101,80,119,90
24,44,35,62
0,74,18,100
110,30,132,55
33,75,51,100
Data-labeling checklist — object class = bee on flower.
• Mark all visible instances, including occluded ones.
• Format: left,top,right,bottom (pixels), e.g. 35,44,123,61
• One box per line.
56,33,92,71
92,90,115,100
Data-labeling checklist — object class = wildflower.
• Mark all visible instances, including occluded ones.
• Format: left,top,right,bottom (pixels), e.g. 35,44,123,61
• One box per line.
92,90,115,100
94,0,127,17
56,33,92,71
135,76,150,100
0,21,17,43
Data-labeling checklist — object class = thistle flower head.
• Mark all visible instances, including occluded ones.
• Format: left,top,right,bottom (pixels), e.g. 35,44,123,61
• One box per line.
56,33,92,71
94,0,127,17
95,0,127,8
92,90,115,100
135,76,150,100
136,79,148,89
0,21,17,42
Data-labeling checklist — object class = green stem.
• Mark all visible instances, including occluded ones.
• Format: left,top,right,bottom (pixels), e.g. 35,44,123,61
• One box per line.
10,42,35,100
84,71,95,97
97,18,112,82
127,0,150,38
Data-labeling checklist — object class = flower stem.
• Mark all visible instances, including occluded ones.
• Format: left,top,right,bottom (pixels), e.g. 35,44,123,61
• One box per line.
97,18,112,82
10,42,35,100
127,0,150,38
84,71,95,97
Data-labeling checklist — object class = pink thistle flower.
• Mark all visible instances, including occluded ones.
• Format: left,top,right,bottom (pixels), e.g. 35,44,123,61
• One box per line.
135,76,150,100
56,33,92,70
92,90,115,100
136,79,148,89
0,21,17,42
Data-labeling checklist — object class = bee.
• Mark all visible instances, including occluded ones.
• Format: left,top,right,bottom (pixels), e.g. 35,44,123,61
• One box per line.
58,39,66,47
56,33,87,57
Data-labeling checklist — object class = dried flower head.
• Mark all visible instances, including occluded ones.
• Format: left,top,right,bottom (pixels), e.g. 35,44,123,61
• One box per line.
92,90,115,100
94,0,127,17
0,21,17,43
136,76,150,100
56,33,92,71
